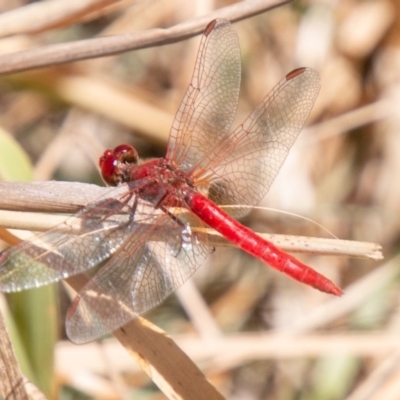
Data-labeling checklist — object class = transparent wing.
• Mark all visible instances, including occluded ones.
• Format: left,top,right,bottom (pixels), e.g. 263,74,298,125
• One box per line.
0,185,141,292
197,68,320,214
166,19,241,170
66,214,211,343
165,19,319,214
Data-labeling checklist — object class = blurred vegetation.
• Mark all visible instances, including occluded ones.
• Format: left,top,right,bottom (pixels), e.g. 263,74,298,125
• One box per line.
0,0,399,399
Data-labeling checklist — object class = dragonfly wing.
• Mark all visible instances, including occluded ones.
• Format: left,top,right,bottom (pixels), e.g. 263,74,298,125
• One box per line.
205,68,320,214
66,214,211,343
166,19,241,171
0,185,141,292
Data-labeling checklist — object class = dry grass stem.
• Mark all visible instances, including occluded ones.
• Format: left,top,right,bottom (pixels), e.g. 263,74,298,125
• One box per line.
0,0,124,37
0,207,381,261
0,298,30,400
0,0,290,75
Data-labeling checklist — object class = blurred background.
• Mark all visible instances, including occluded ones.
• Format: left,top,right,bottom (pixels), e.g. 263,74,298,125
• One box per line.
0,0,399,399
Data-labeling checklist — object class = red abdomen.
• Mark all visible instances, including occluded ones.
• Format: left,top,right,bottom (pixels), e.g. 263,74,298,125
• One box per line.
184,190,342,296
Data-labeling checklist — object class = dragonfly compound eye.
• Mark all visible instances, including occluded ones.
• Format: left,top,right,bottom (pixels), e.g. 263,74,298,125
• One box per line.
99,149,119,186
113,144,139,165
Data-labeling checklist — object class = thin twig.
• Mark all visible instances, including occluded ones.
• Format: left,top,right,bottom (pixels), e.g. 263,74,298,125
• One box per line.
0,182,382,260
0,0,122,37
304,98,396,145
22,379,47,400
346,350,400,400
0,0,290,75
55,331,400,374
0,301,30,400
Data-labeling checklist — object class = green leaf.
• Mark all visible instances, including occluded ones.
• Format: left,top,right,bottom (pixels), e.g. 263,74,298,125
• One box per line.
0,127,33,181
0,128,57,397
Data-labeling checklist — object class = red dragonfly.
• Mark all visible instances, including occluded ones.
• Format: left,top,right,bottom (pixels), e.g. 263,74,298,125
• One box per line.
0,19,342,343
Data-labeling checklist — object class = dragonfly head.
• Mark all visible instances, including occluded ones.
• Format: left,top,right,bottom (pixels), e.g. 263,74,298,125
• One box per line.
99,144,139,186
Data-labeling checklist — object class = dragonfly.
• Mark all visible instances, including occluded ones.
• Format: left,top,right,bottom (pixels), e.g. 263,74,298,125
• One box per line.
0,19,342,343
